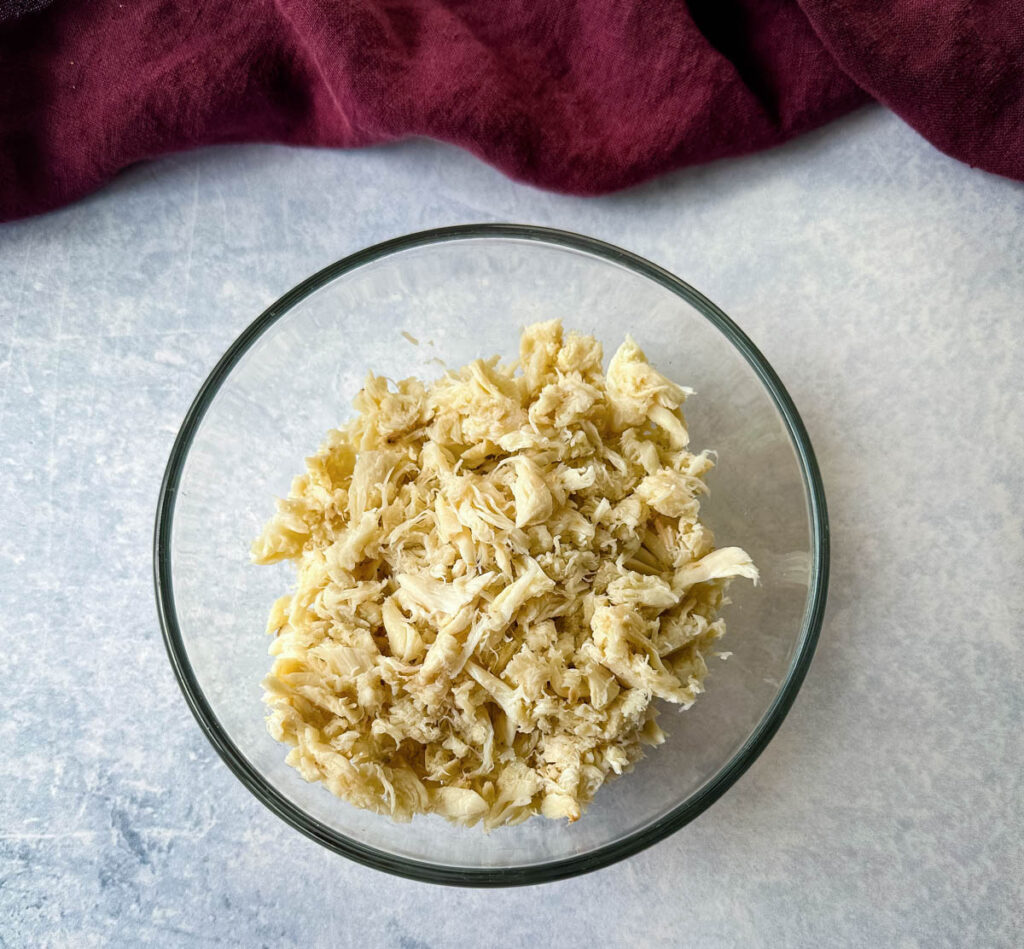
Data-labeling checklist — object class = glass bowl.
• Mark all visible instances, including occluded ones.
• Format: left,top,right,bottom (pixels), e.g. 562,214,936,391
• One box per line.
154,224,828,886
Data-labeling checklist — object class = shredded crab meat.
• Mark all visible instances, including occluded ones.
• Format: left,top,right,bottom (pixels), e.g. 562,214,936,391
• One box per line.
253,320,757,829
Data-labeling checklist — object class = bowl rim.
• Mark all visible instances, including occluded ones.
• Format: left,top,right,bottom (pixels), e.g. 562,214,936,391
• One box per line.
154,223,829,887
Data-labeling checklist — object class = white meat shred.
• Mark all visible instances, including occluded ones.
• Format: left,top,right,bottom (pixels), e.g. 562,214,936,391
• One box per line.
252,321,757,829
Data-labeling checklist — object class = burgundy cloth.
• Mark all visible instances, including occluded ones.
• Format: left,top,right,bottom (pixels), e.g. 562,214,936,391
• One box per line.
0,1,1021,222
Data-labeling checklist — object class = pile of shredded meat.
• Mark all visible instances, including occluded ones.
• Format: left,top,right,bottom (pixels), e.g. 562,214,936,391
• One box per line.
252,320,757,828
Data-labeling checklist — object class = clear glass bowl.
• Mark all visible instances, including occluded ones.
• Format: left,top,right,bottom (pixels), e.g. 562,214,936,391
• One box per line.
154,224,828,885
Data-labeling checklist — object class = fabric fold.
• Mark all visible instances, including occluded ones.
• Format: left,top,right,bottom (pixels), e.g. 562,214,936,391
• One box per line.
0,0,1019,222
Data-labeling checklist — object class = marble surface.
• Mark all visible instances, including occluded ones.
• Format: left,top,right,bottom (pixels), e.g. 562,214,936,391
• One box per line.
1,107,1021,947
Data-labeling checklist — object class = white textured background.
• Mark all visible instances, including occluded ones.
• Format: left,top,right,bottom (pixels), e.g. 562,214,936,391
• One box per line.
1,107,1021,947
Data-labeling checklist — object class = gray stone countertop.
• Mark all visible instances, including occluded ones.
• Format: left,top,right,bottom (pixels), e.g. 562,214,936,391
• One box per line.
1,108,1021,947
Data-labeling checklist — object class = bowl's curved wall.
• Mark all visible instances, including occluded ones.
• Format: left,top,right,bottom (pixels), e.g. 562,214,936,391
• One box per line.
156,226,827,884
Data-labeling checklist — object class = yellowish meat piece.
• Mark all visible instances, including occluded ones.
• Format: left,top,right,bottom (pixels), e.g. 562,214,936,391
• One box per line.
252,321,756,828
